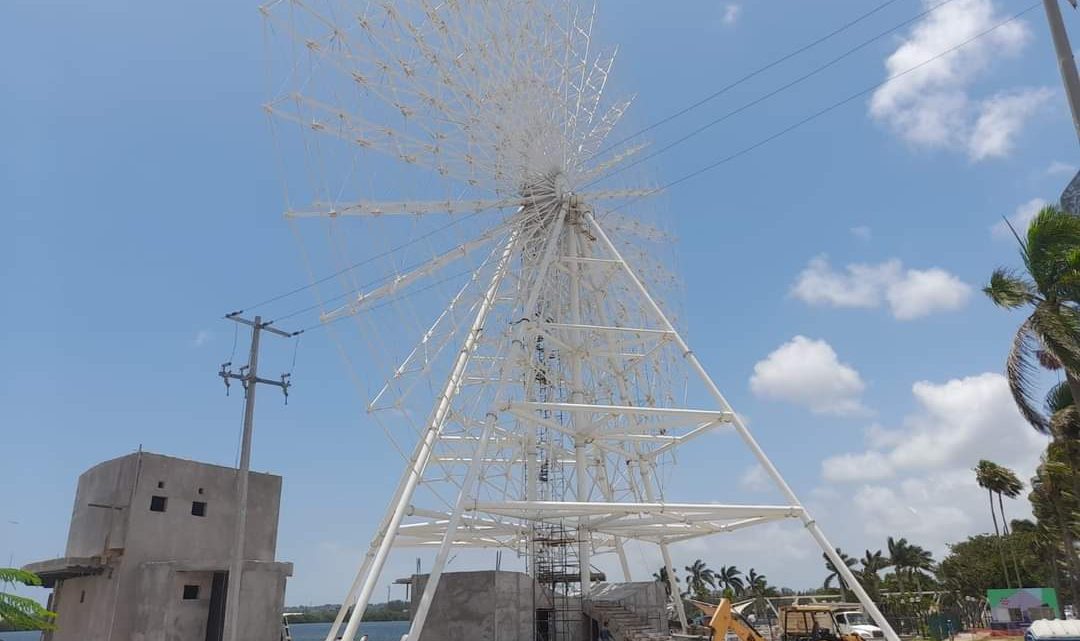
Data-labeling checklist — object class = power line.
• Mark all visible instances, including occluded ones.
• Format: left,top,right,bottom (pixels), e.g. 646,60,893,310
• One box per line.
586,0,906,162
295,266,481,334
586,0,963,188
232,209,489,315
601,1,1041,217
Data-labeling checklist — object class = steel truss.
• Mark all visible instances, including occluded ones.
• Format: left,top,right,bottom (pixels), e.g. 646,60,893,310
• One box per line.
261,2,901,640
320,199,901,641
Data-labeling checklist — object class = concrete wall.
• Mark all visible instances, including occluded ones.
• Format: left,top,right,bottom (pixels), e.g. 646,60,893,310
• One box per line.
590,581,668,633
411,570,551,641
591,578,665,634
49,573,116,639
38,452,290,641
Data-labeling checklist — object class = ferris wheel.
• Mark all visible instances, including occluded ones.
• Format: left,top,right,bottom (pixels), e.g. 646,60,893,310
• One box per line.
259,2,898,641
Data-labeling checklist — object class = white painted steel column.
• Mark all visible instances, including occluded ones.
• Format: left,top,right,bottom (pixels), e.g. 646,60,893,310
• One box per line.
567,215,591,598
638,458,688,630
407,402,514,640
337,231,520,641
593,447,632,581
408,209,564,641
588,212,899,641
523,207,566,507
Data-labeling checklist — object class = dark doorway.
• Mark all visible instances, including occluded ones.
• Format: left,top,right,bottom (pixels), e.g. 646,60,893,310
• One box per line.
205,572,228,641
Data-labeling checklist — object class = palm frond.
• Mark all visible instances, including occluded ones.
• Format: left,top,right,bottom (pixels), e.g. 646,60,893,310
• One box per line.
1045,381,1074,415
1007,318,1051,433
1030,304,1080,374
1024,205,1080,293
984,269,1038,309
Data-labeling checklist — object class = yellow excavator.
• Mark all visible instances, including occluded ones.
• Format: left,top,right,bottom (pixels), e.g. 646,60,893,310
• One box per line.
688,600,865,641
687,598,766,641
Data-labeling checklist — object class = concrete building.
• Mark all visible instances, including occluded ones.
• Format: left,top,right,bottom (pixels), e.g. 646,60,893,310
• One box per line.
408,571,668,641
24,451,292,641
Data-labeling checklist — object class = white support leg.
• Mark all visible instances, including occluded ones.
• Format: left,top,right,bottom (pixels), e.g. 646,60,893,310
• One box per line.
336,230,520,641
407,404,508,641
593,447,631,581
567,216,593,598
589,212,895,641
638,459,688,630
575,438,592,597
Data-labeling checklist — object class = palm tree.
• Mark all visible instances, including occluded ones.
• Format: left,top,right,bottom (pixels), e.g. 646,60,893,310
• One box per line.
859,549,887,601
886,536,915,613
0,568,55,631
653,566,680,597
684,559,717,600
823,548,857,601
1045,380,1080,515
985,204,1080,432
905,543,935,593
716,565,745,596
745,568,772,622
974,460,1016,587
1030,458,1080,607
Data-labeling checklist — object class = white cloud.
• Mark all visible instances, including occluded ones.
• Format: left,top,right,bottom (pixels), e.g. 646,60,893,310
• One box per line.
868,0,1047,161
190,330,212,348
791,256,898,309
821,451,896,483
992,197,1046,238
750,336,868,417
818,372,1049,560
885,267,972,320
821,372,1048,482
968,88,1054,161
1047,160,1076,176
850,226,872,241
722,3,741,26
791,255,971,320
739,464,771,492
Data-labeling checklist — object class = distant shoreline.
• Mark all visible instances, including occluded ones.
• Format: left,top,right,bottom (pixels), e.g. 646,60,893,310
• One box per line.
285,600,410,623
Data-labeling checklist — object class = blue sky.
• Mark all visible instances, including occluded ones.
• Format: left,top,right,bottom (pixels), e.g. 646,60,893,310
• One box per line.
3,0,1077,606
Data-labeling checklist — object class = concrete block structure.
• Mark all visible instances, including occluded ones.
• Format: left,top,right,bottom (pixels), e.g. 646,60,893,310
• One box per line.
407,571,669,641
409,570,555,641
24,451,292,641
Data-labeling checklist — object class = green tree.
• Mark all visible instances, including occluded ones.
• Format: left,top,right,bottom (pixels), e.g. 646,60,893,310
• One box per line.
653,566,680,597
822,548,857,601
745,568,775,621
858,549,887,601
1030,458,1080,607
715,565,744,596
984,204,1080,431
684,559,716,600
974,460,1022,587
0,569,55,631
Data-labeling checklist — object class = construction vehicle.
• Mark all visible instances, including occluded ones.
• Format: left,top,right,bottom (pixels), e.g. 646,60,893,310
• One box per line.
687,600,882,641
688,598,767,641
778,604,880,641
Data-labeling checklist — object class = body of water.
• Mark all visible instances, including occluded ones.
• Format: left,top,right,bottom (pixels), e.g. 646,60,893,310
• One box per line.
1,621,410,641
290,620,409,641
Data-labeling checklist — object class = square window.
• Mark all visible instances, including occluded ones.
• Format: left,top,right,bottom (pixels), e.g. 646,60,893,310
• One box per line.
182,585,199,600
150,496,167,512
191,501,207,517
157,481,165,489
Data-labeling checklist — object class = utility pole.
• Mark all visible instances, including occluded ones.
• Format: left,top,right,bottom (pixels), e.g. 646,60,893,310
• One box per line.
218,313,297,641
1043,0,1080,144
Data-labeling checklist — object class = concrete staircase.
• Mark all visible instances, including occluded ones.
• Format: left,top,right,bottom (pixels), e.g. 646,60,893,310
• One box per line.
584,599,673,641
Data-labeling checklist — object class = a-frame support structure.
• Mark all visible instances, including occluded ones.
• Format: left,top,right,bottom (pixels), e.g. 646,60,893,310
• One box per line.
322,192,901,641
